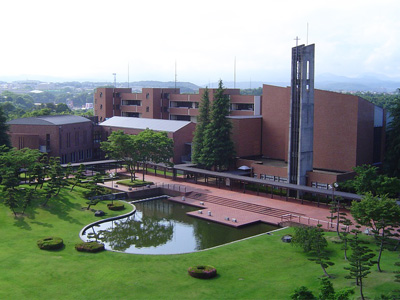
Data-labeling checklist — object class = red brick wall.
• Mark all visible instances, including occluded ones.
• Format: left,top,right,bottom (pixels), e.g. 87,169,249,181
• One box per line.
230,118,262,157
313,90,359,172
261,85,290,161
9,121,93,163
356,97,375,166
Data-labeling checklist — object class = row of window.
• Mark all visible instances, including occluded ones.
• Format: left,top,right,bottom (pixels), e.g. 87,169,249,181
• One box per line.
60,149,92,164
311,182,330,189
255,174,288,183
63,131,89,148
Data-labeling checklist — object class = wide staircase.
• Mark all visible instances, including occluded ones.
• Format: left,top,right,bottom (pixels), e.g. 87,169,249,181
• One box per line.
187,192,304,218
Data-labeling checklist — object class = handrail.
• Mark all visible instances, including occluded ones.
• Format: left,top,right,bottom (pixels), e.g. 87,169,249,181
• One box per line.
280,213,349,231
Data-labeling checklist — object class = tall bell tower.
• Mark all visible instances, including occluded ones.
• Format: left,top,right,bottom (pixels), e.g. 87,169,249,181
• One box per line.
288,43,315,188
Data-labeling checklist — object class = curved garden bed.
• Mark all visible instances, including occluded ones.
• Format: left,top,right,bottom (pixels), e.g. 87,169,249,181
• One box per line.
37,236,64,250
188,265,217,279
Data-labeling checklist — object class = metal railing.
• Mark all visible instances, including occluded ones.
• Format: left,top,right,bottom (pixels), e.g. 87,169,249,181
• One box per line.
280,213,349,231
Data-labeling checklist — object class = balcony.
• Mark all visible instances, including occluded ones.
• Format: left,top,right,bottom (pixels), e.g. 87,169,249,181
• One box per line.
122,100,141,106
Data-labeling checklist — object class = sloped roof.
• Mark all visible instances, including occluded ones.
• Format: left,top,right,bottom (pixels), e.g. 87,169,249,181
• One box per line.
100,116,192,132
7,115,91,126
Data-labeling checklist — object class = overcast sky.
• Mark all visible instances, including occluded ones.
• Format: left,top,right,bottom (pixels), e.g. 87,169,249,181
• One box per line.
1,0,399,85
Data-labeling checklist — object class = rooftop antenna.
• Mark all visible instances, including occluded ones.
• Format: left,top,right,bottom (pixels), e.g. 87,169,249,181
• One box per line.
234,56,236,89
112,73,116,88
174,60,177,92
307,23,309,45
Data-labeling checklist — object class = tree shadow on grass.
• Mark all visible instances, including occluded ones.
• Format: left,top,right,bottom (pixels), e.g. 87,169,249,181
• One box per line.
30,221,54,228
13,217,32,231
40,189,84,225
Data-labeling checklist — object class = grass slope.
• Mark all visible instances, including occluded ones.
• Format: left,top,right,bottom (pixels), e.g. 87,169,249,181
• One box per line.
0,186,399,299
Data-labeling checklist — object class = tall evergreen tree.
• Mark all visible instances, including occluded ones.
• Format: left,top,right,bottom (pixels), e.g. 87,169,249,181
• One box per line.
202,80,235,170
385,99,400,177
192,87,210,165
0,106,11,148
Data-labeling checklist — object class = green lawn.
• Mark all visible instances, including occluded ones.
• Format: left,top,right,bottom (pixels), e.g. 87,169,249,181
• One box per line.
116,179,154,187
0,186,399,299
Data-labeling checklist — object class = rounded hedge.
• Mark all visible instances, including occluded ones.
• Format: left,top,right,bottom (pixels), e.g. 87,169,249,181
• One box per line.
188,265,217,279
107,203,125,211
37,236,64,250
75,241,105,253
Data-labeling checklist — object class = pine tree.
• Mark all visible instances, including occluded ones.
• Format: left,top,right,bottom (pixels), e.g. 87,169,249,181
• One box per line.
0,106,11,148
202,80,235,170
385,99,400,176
192,87,210,165
292,225,334,278
307,225,335,278
344,229,375,300
338,212,353,260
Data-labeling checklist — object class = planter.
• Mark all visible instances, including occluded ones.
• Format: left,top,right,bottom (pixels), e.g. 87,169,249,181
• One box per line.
37,236,64,250
75,241,105,253
188,265,217,279
107,203,125,211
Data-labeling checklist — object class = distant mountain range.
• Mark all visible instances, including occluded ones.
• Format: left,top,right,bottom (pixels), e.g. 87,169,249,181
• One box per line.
219,73,400,93
2,73,399,94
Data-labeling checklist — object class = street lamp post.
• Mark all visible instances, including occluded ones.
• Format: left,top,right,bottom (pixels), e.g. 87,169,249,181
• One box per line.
109,172,115,204
328,182,339,232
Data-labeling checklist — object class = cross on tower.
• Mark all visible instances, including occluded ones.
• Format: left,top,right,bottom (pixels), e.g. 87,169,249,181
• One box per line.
294,36,301,47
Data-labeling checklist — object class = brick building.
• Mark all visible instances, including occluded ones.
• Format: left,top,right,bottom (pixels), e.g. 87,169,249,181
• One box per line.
7,81,385,188
94,87,261,123
8,115,95,164
94,84,384,187
99,116,195,164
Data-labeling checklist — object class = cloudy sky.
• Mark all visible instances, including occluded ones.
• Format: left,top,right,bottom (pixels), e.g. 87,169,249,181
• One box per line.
1,0,399,85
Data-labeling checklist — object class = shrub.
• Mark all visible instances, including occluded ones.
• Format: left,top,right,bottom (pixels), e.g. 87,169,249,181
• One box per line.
37,236,64,250
75,241,105,253
107,203,125,211
188,265,217,279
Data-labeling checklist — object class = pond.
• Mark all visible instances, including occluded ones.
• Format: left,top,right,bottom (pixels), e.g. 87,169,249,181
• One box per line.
82,198,279,255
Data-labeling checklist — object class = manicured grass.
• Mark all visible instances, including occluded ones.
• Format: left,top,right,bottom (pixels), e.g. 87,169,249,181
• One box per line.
0,185,399,299
116,179,154,187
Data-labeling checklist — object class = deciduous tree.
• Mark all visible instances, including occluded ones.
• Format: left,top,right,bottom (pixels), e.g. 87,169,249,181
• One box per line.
101,130,139,182
351,193,400,272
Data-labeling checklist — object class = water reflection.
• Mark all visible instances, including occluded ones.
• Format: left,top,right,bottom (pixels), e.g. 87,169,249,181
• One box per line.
84,198,278,254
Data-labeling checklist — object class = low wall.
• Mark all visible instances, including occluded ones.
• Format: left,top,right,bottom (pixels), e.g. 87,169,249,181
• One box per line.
128,187,183,200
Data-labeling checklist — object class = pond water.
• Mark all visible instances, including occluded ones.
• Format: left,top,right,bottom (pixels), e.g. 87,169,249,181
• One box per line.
82,198,278,255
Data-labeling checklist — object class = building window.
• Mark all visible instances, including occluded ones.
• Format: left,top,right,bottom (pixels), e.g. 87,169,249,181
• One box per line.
75,132,79,146
146,106,149,112
100,92,103,97
66,133,71,148
93,131,101,144
83,130,87,144
100,104,103,110
46,134,50,149
146,93,150,99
